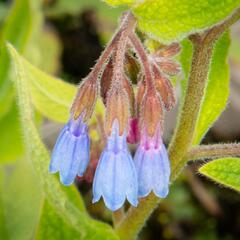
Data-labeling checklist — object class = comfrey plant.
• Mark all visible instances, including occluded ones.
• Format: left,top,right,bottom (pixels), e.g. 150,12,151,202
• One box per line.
6,0,240,239
49,12,180,210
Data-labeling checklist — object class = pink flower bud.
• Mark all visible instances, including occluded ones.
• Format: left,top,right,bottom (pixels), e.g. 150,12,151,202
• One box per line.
152,64,176,111
123,75,135,114
140,91,163,137
156,42,181,58
101,59,114,105
136,78,146,115
158,60,181,76
71,79,98,122
127,117,140,144
105,86,129,136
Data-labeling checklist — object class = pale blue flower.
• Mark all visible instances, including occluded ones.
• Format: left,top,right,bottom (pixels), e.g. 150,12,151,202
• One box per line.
49,116,90,186
134,127,170,198
93,120,138,211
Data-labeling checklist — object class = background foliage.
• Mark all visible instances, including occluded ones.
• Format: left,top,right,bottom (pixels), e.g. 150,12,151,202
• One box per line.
0,0,240,239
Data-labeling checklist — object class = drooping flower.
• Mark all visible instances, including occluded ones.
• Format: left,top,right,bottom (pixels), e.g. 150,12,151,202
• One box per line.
93,120,138,211
134,125,170,198
49,115,90,186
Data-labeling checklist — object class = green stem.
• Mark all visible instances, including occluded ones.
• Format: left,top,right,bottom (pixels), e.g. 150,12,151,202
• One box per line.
115,8,240,240
186,143,240,161
112,208,125,227
169,34,215,180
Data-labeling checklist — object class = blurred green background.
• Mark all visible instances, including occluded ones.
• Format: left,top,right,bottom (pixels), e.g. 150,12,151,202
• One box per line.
0,0,240,239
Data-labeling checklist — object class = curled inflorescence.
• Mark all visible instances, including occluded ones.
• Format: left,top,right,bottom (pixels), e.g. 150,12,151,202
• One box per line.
49,12,181,211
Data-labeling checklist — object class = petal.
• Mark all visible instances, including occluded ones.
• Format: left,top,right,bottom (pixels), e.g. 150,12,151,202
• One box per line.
92,150,114,204
134,143,171,198
93,150,138,211
125,152,138,206
59,133,78,185
103,153,127,211
134,148,154,198
49,125,68,173
153,145,170,198
77,135,90,176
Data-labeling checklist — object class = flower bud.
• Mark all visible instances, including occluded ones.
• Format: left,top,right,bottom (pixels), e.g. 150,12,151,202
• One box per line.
105,85,129,136
140,91,163,137
123,75,135,114
71,79,98,122
152,64,176,111
156,42,181,58
127,117,140,144
136,77,146,115
101,59,113,105
158,60,181,76
100,58,135,114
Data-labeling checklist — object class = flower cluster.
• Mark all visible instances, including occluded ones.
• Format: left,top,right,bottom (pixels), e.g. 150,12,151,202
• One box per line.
49,12,180,211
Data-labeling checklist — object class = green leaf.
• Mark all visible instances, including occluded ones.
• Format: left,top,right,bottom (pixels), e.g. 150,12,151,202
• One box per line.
0,160,43,240
104,0,240,43
199,157,240,192
180,32,230,145
0,104,24,163
193,32,230,144
7,43,118,240
11,50,105,124
0,168,8,239
0,157,86,240
36,200,81,240
0,0,43,163
26,60,77,123
0,0,36,118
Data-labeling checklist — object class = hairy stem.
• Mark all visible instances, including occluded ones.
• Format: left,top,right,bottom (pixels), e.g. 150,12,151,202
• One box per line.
129,33,155,93
116,8,240,240
112,12,136,86
112,208,125,227
186,143,240,161
88,12,135,82
168,34,215,180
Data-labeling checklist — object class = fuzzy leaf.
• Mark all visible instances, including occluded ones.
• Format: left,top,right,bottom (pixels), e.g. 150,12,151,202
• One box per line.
0,0,35,118
180,32,230,145
199,157,240,192
7,43,118,240
11,50,105,124
26,61,76,123
0,0,42,164
193,32,230,144
104,0,240,43
36,200,81,240
0,160,43,240
0,104,24,163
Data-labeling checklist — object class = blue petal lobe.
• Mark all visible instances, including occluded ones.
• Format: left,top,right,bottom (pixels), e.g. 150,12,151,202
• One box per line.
93,120,138,211
134,148,153,198
153,145,170,198
77,135,90,176
125,152,138,207
49,126,68,173
93,150,138,211
49,117,90,186
134,143,170,199
59,134,77,185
